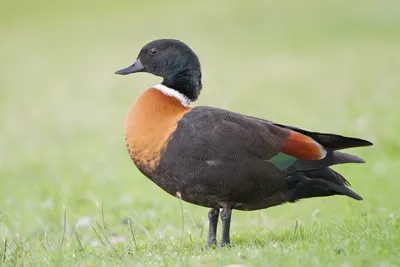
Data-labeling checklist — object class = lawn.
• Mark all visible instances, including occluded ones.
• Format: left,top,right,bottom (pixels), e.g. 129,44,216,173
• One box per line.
0,0,399,266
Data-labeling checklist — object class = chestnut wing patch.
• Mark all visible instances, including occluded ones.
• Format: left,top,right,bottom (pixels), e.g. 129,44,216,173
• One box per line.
280,129,327,160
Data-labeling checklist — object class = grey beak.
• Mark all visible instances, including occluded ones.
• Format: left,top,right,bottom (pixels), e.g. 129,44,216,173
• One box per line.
115,58,144,75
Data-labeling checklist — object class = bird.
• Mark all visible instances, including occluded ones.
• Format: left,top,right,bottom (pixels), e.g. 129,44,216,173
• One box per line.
115,39,372,247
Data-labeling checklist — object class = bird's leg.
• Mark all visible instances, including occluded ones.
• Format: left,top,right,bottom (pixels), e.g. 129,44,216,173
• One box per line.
206,208,219,246
220,206,232,247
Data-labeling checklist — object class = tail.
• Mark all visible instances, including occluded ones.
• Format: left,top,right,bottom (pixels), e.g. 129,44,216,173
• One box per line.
272,123,372,202
287,171,363,202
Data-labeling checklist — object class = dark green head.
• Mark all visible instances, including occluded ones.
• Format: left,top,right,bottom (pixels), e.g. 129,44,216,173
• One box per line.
115,39,202,101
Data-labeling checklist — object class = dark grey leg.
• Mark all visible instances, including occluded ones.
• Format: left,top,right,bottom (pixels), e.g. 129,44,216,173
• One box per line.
220,206,232,247
206,208,219,246
207,208,219,247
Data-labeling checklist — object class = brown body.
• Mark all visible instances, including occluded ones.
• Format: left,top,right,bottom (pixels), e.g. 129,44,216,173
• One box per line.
124,87,367,211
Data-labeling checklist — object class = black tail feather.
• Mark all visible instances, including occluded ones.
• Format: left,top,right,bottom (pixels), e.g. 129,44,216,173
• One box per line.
289,150,366,172
301,168,351,186
287,173,363,202
274,123,373,150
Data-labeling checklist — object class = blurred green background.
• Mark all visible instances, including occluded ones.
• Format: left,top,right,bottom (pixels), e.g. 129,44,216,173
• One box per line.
1,0,399,266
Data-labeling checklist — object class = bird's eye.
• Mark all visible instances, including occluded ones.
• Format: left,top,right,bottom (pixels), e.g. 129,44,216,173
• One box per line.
149,48,158,55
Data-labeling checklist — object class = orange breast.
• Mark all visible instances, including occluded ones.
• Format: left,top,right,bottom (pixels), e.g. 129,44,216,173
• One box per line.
124,88,191,171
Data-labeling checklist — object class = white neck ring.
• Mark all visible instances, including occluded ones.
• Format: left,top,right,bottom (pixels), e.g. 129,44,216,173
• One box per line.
153,84,191,107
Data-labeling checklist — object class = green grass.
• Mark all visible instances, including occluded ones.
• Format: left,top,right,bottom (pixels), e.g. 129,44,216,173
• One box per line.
1,0,400,266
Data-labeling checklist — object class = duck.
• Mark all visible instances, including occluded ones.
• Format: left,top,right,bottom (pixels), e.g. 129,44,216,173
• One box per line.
115,39,372,247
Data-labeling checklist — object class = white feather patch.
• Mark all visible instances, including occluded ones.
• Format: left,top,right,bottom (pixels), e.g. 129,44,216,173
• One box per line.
318,143,328,159
153,84,191,107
